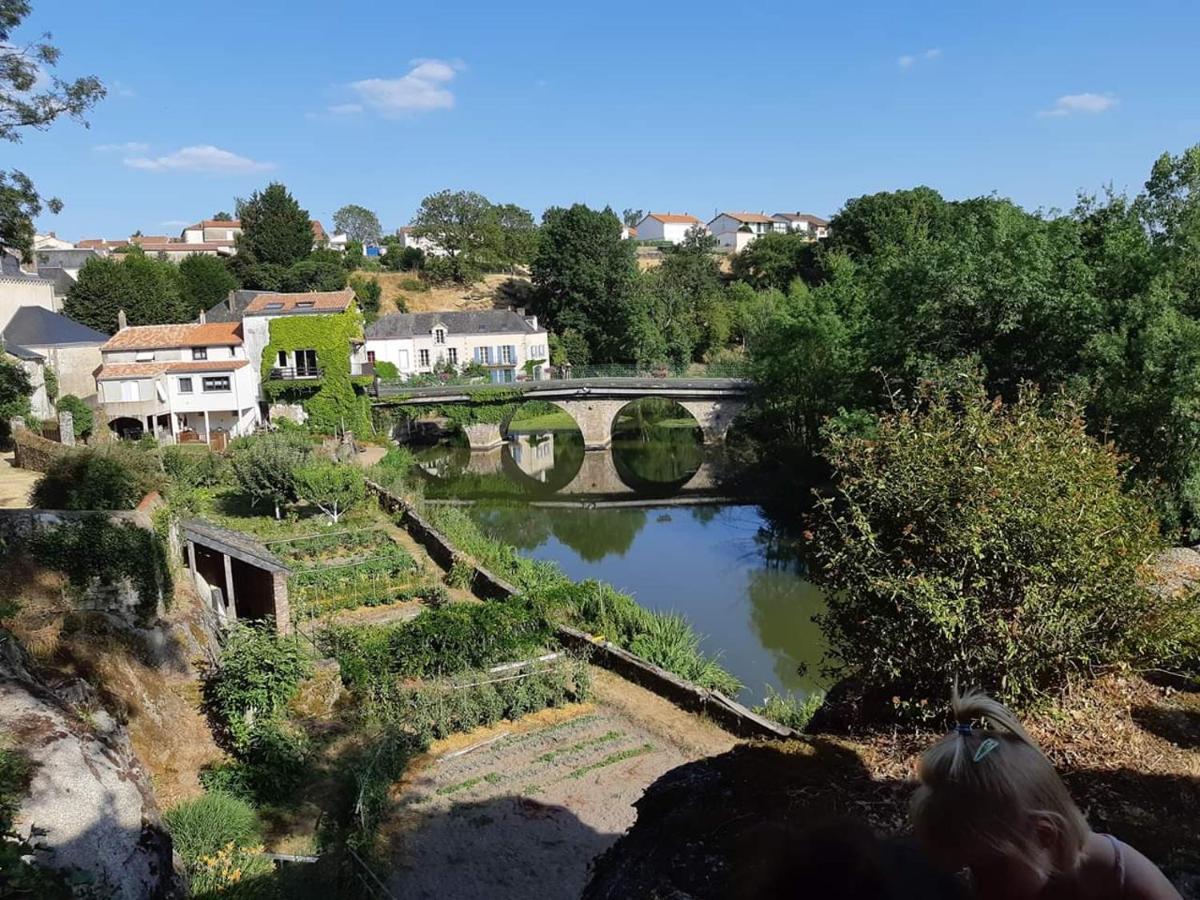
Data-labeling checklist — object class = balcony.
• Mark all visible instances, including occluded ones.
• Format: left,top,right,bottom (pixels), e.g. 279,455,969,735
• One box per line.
269,365,323,381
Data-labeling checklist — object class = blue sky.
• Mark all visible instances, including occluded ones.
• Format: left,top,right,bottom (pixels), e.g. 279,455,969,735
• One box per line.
19,0,1200,240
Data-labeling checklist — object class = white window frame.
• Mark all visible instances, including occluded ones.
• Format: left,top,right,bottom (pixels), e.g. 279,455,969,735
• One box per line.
418,349,430,368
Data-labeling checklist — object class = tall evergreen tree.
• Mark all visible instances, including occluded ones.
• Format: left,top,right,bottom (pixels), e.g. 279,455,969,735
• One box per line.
236,182,313,268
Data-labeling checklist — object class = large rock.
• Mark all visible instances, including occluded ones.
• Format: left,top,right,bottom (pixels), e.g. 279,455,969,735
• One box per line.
0,631,182,898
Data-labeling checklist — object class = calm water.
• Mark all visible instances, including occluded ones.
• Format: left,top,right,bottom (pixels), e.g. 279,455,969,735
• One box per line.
412,418,828,704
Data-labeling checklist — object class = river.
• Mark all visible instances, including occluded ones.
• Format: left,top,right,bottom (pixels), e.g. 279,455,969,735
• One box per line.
411,405,829,706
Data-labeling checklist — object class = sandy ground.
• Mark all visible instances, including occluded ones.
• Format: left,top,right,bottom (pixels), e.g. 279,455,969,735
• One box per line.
371,272,534,316
0,451,38,508
385,668,735,900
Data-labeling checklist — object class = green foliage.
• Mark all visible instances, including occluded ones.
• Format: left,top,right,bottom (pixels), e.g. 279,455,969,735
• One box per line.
365,657,591,741
162,444,229,489
333,203,382,244
31,443,165,509
531,204,637,362
372,359,398,378
320,597,554,685
0,355,32,444
179,253,238,318
260,309,370,435
386,245,425,272
365,445,414,494
0,4,104,261
627,612,742,695
813,375,1182,715
64,248,188,332
229,433,310,519
730,230,818,291
294,459,365,524
28,514,172,620
0,745,70,898
164,791,261,865
412,189,534,282
42,365,57,401
280,253,347,292
235,182,313,268
349,273,382,321
752,687,825,731
53,393,92,437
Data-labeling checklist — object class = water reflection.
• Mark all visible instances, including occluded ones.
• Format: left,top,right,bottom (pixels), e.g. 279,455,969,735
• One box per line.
407,405,829,703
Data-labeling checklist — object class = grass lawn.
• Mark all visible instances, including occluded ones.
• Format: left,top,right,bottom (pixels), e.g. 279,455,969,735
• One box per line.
507,409,579,432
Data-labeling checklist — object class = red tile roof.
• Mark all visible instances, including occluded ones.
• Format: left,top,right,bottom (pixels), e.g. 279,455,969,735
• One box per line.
101,321,243,351
774,212,830,226
645,213,702,224
311,220,327,240
95,359,248,380
243,289,354,315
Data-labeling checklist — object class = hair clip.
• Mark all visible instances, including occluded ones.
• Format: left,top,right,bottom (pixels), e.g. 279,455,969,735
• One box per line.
973,738,1000,763
955,723,972,736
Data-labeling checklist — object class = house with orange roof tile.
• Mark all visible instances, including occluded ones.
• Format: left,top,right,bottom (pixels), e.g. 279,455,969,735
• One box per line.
94,314,260,446
634,212,706,245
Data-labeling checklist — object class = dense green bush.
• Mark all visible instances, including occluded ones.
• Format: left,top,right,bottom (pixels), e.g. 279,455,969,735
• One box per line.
321,598,554,685
367,657,591,741
31,444,165,510
28,514,172,620
372,360,399,378
228,433,311,519
752,687,825,732
162,444,229,489
813,375,1188,715
365,445,416,494
164,791,261,864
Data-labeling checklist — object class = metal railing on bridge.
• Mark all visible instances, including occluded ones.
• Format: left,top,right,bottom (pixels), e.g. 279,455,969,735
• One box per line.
372,361,750,395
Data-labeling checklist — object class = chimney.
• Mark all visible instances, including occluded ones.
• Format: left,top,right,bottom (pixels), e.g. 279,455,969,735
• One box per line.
117,309,127,331
516,307,525,316
198,308,207,324
525,313,538,331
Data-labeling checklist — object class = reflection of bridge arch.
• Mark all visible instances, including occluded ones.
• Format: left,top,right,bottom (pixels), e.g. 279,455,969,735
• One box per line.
559,453,719,498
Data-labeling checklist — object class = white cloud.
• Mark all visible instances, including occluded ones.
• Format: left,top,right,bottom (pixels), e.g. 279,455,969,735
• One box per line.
898,48,941,70
95,141,149,153
123,145,274,174
1038,92,1119,117
330,58,464,116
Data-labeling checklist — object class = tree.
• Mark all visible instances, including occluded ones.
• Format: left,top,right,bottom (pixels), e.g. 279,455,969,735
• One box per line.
212,211,233,221
236,183,313,268
349,274,381,322
0,2,105,260
64,248,187,333
55,393,92,437
281,255,347,292
178,253,238,317
812,375,1175,715
730,230,817,292
332,204,382,244
622,209,643,228
294,459,364,524
229,433,310,519
412,189,501,283
531,205,637,362
494,203,538,268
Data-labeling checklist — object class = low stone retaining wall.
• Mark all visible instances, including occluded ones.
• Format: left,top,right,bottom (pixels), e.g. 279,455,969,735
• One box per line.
12,427,69,473
366,479,798,740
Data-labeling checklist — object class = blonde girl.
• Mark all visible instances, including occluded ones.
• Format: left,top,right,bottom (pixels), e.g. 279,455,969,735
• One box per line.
910,690,1181,899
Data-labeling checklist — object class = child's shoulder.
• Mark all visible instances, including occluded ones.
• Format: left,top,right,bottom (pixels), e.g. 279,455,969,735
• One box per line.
1081,833,1182,900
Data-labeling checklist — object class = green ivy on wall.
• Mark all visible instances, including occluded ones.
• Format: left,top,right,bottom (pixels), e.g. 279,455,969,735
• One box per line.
391,387,527,427
261,309,372,436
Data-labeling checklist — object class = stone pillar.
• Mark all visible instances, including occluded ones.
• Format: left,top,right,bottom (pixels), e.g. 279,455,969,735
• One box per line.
272,572,292,635
8,416,26,433
222,553,239,619
559,399,623,450
677,399,747,445
462,422,505,451
57,410,75,447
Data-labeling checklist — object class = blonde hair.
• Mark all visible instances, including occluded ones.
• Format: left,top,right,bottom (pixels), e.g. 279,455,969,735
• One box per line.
910,689,1089,877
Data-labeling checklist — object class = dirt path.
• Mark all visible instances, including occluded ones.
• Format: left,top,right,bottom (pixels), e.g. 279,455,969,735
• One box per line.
385,668,735,900
0,451,39,508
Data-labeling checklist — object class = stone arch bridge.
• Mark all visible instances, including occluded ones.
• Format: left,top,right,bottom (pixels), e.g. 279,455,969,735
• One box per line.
374,377,752,451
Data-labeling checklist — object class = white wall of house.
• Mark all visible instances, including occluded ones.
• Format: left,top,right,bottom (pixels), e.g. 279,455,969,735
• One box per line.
366,329,549,381
634,217,703,244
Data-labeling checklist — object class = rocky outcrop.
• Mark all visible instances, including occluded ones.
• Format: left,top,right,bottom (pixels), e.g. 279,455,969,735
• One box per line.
0,630,183,898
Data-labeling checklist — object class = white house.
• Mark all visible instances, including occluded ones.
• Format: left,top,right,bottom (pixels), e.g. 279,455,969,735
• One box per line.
33,233,75,251
772,212,830,240
94,318,260,446
634,213,705,244
707,212,785,251
396,226,447,257
364,309,549,384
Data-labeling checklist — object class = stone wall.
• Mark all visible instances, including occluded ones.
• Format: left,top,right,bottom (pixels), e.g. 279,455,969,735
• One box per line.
12,425,69,472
